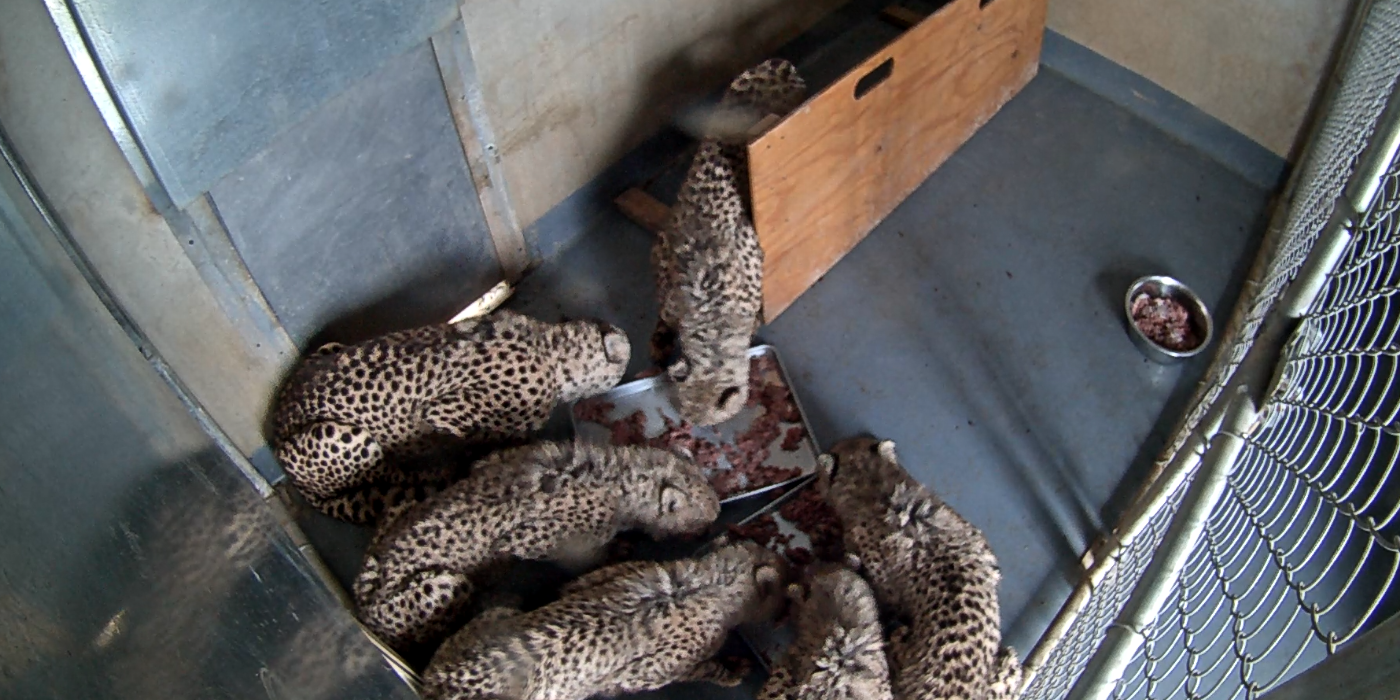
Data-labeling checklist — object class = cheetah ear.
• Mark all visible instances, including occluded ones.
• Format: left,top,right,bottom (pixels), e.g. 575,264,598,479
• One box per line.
716,386,743,413
755,564,781,591
877,440,898,464
312,341,345,357
667,357,691,382
659,484,684,513
785,582,806,602
603,328,630,364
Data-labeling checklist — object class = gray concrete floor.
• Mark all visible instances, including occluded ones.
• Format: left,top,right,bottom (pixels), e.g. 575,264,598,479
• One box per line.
290,56,1274,692
509,65,1273,657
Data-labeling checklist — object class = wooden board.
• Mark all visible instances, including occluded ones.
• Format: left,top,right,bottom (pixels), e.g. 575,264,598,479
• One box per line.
879,4,926,30
748,0,1046,319
615,188,672,234
615,112,781,237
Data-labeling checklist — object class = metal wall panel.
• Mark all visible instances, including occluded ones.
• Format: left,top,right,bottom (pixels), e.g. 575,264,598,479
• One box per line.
0,135,413,700
210,44,500,346
68,0,458,207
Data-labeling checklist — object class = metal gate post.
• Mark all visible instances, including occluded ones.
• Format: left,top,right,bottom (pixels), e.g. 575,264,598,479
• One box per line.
1065,388,1260,700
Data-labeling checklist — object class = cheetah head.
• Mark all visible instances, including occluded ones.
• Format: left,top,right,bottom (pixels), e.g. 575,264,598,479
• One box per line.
816,436,911,514
791,562,880,628
818,436,894,491
822,437,950,540
666,353,749,427
553,319,631,402
632,449,721,540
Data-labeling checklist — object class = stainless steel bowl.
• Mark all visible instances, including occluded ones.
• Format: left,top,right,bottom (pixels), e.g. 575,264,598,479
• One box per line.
1124,275,1213,364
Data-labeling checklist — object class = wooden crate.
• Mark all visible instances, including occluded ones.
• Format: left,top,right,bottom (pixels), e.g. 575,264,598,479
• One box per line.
617,0,1046,320
751,0,1047,319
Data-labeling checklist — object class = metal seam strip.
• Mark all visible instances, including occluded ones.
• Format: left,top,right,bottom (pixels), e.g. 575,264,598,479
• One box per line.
43,0,297,361
0,123,274,499
431,14,531,279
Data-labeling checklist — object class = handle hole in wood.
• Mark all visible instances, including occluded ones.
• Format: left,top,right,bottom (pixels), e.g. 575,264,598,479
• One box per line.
854,58,894,100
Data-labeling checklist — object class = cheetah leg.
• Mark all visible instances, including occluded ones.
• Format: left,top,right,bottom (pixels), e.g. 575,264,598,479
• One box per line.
287,445,460,526
316,491,384,526
358,569,475,654
557,561,656,596
757,666,794,700
328,464,458,527
418,398,485,440
678,658,749,687
276,422,386,511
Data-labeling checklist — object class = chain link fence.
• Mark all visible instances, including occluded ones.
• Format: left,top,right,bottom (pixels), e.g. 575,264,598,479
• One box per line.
1020,1,1400,697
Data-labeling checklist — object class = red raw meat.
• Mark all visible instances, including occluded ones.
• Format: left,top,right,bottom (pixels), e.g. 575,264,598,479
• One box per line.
1131,293,1200,351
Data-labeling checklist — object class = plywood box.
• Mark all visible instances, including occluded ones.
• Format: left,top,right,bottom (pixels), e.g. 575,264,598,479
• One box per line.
615,0,1046,320
750,0,1046,319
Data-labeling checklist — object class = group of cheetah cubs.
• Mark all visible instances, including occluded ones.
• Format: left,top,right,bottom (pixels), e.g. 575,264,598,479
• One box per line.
269,59,1019,700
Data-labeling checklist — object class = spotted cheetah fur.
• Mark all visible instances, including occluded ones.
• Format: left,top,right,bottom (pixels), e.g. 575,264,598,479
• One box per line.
652,58,806,426
818,438,1022,700
759,562,893,700
353,440,720,660
271,310,630,524
420,542,788,700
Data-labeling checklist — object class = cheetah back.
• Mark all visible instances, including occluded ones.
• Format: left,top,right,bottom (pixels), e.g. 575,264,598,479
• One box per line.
653,59,806,426
423,548,770,700
822,439,1019,700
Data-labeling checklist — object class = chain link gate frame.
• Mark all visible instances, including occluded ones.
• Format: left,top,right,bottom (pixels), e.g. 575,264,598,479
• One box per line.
1018,1,1400,698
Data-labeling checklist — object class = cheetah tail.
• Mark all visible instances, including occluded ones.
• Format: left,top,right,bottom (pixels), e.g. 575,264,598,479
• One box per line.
989,646,1024,700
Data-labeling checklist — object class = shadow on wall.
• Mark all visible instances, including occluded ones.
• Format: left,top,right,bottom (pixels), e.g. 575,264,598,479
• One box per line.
302,258,492,351
522,0,872,260
602,1,841,189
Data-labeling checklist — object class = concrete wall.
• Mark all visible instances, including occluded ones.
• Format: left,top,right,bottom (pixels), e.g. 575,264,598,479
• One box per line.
0,0,290,459
1,0,1354,469
471,0,1352,225
461,0,847,229
1048,0,1352,157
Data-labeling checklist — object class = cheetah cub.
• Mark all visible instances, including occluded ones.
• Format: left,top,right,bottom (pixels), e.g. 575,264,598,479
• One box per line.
818,438,1022,700
353,441,720,660
272,309,630,524
759,562,893,700
420,542,789,700
652,58,806,426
